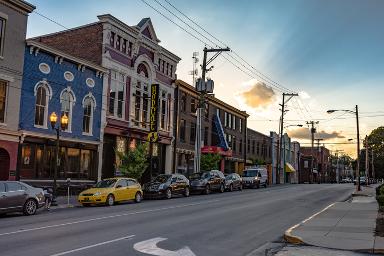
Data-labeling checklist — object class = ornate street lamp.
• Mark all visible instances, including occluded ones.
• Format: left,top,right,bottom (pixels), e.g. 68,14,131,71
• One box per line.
327,105,361,191
50,112,69,205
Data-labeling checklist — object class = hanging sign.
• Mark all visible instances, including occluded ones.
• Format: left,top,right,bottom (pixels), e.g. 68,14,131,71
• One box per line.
148,84,159,142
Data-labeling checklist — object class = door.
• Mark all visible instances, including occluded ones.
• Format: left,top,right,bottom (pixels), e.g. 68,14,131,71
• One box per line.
176,176,186,194
126,179,139,199
0,148,10,181
169,176,179,194
114,179,128,201
5,182,26,210
0,182,7,211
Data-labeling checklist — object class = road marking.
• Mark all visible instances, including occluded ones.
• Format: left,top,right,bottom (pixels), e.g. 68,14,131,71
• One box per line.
0,199,220,237
49,235,135,256
134,237,196,256
284,202,336,244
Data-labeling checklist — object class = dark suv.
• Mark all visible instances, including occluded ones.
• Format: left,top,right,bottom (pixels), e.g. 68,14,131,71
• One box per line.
143,174,190,199
189,170,226,194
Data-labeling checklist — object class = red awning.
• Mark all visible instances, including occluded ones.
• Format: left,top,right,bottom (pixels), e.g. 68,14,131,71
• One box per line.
201,146,232,157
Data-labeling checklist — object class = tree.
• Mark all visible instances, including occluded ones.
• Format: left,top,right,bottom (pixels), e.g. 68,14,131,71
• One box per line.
116,143,149,181
200,153,221,171
366,126,384,178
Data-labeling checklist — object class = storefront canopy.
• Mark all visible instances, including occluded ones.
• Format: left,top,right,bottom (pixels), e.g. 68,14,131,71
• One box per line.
285,163,296,173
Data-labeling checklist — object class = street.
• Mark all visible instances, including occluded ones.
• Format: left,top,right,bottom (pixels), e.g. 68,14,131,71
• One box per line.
0,184,353,256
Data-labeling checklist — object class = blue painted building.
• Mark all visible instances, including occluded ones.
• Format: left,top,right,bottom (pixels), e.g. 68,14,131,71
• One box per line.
18,40,107,185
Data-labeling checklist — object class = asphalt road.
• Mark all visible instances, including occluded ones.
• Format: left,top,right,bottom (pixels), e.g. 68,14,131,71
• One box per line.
0,183,354,256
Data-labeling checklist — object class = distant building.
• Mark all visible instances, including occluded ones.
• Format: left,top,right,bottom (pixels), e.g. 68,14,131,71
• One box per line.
32,14,181,182
174,80,248,176
0,0,35,181
246,128,272,165
19,40,106,185
300,146,331,183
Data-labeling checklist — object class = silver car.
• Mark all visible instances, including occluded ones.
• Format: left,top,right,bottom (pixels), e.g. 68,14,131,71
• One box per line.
0,181,45,216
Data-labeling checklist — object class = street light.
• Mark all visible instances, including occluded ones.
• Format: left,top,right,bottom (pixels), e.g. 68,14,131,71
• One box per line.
327,105,361,191
50,112,69,205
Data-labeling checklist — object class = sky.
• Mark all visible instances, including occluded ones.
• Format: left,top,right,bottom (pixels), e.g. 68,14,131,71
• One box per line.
26,0,384,157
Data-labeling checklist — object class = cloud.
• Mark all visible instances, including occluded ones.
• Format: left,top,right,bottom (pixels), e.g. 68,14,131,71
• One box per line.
299,91,311,99
237,80,276,108
287,127,345,140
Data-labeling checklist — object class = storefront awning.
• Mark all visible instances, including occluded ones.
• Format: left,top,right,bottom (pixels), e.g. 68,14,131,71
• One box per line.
285,163,296,173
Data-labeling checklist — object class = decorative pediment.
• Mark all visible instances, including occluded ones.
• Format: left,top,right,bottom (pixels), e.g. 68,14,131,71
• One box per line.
136,18,160,43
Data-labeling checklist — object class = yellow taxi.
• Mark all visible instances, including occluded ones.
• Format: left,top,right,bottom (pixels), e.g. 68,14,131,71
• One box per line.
78,178,143,206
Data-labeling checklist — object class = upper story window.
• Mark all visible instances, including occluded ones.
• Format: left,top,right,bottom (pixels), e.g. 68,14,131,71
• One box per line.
109,71,125,118
82,95,95,135
116,35,121,50
190,122,196,144
0,18,6,57
180,119,186,142
204,103,209,118
134,63,150,128
60,89,75,132
160,91,167,130
128,42,133,56
190,98,196,114
239,118,243,132
0,80,6,123
180,92,186,112
110,32,115,47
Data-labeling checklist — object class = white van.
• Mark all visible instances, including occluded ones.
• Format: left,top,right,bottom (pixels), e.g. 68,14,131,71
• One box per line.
242,166,268,189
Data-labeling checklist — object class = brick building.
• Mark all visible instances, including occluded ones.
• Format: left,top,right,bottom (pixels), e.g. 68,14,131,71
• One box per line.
0,0,34,181
174,80,248,176
246,128,272,165
300,146,331,183
32,14,180,181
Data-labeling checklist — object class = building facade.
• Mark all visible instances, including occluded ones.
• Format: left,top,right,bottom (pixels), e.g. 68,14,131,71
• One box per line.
0,0,34,181
246,128,272,165
32,14,180,182
174,80,248,176
19,40,106,185
300,146,331,183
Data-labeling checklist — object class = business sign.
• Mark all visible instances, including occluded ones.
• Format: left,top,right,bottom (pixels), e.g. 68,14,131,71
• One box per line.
148,84,159,142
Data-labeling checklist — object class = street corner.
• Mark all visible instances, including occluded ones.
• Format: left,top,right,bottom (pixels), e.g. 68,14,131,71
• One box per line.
284,224,305,245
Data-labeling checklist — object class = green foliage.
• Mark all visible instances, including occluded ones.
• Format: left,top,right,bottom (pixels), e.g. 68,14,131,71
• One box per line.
377,195,384,207
116,143,149,181
367,127,384,178
250,158,266,165
378,184,384,196
201,153,221,171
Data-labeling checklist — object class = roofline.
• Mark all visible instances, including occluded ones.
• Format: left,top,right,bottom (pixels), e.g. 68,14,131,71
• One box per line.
3,0,35,14
28,21,101,41
97,14,139,35
26,40,108,73
247,128,270,138
176,79,249,118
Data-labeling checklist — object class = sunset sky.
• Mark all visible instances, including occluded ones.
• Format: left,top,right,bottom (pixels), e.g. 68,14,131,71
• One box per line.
26,0,384,157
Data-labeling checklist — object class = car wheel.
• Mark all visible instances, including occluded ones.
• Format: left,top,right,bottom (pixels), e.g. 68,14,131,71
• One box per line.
23,199,37,216
204,185,210,195
264,181,268,188
239,184,243,191
106,194,115,206
229,184,233,192
220,184,225,193
135,192,142,203
184,187,190,197
165,188,172,199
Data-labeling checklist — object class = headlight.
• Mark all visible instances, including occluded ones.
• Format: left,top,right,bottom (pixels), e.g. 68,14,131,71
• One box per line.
93,192,102,196
158,184,165,190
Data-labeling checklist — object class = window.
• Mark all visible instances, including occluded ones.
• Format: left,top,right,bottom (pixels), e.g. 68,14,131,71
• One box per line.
160,95,166,130
224,112,228,127
170,65,173,77
128,42,133,56
60,89,75,132
180,92,186,112
257,142,260,155
216,108,220,117
191,98,196,114
0,182,5,192
233,115,236,130
109,71,125,118
247,139,250,153
233,136,236,152
190,122,196,144
239,118,243,132
252,141,256,154
142,91,148,128
34,84,49,127
0,18,6,56
6,182,23,192
83,95,95,135
0,80,6,123
180,119,186,142
116,35,121,50
134,64,151,128
122,39,127,53
204,127,208,146
110,32,115,47
166,63,169,75
134,90,141,126
239,139,242,154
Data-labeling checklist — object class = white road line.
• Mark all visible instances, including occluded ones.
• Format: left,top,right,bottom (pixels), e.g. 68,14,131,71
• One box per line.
49,235,135,256
0,199,220,237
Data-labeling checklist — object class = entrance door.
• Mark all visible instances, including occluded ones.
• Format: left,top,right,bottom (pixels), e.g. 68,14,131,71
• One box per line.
0,148,10,181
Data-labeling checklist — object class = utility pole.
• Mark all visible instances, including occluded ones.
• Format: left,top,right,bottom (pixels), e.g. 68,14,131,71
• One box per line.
306,121,319,183
356,105,361,191
315,138,324,183
372,148,375,181
333,149,344,183
195,47,230,174
276,92,298,184
365,135,369,185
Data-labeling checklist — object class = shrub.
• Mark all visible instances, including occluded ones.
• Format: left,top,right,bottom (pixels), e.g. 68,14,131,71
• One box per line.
377,184,384,196
376,195,384,206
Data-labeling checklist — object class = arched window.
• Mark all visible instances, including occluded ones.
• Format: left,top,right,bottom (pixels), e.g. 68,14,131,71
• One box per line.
60,89,75,132
82,94,95,135
34,84,50,127
134,62,150,127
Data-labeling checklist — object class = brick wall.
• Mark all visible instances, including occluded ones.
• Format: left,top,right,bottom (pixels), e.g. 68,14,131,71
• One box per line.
35,23,103,65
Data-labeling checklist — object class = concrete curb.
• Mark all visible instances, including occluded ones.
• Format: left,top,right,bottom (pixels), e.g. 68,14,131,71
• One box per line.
284,203,336,245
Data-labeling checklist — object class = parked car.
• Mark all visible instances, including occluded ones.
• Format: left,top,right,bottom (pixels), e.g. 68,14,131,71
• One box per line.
225,173,243,191
242,167,268,189
78,178,143,206
354,176,367,185
189,170,226,194
143,174,190,199
341,178,352,183
0,181,45,216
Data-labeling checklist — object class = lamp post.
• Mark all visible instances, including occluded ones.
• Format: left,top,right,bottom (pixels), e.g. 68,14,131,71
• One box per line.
327,105,361,191
49,112,69,205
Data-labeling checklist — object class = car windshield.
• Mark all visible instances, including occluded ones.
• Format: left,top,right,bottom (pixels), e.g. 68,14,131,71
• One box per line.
189,173,202,180
94,179,117,188
225,175,232,180
243,170,257,177
153,175,171,183
201,172,211,179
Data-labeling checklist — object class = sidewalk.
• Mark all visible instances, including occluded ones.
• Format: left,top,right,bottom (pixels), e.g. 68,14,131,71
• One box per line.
285,184,384,254
51,195,81,209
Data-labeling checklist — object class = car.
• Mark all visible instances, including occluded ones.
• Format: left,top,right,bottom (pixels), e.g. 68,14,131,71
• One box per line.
189,170,226,194
78,178,143,206
225,173,243,191
143,174,190,199
341,178,352,183
354,176,367,185
0,181,45,216
242,167,268,189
